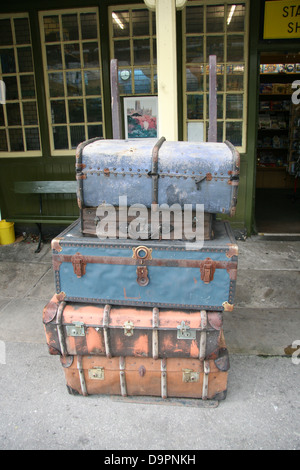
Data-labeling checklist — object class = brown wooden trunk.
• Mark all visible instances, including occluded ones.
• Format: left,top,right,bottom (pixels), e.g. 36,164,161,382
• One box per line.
61,352,229,400
81,207,214,240
43,295,225,360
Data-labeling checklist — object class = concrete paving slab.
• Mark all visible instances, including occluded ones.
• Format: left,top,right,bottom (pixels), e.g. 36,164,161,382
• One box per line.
224,308,300,356
0,342,299,450
0,241,51,264
235,269,300,308
25,267,55,300
0,298,12,313
0,298,46,344
237,238,300,271
0,262,51,299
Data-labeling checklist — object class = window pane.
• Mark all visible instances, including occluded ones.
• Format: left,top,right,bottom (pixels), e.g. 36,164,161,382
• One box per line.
5,76,19,100
132,9,149,36
6,103,21,125
20,75,35,99
46,45,62,70
48,73,65,97
64,43,81,69
1,49,16,74
83,42,99,68
70,125,85,148
114,40,130,66
0,107,4,126
62,14,79,41
86,98,102,122
68,99,84,123
118,70,132,94
186,6,203,34
206,36,224,62
226,121,242,146
206,5,224,33
80,13,97,40
43,16,60,42
112,11,130,38
51,100,66,123
88,124,103,139
186,37,203,63
186,65,204,92
23,102,38,125
227,35,244,62
226,94,243,118
17,47,33,72
9,128,24,151
227,4,245,32
0,19,13,46
227,73,244,91
84,70,101,95
25,128,40,150
66,71,82,96
133,39,150,65
187,95,203,120
53,126,68,149
14,18,31,44
134,68,151,93
0,129,8,151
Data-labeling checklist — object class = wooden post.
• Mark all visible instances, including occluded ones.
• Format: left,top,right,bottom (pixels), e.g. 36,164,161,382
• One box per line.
208,55,217,143
110,59,122,139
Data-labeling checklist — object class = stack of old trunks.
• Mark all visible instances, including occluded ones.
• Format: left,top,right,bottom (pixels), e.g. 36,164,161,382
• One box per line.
43,137,239,402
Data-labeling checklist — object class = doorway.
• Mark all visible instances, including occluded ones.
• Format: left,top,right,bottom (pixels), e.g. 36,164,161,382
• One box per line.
255,52,300,234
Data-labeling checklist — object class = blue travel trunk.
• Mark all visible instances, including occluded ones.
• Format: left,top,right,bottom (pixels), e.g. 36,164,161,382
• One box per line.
52,219,238,312
76,138,240,216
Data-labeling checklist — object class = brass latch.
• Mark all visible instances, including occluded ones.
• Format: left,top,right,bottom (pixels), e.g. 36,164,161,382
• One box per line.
136,266,149,286
182,369,200,383
71,253,86,278
88,367,105,380
123,320,134,337
66,321,85,337
200,258,216,284
177,321,196,340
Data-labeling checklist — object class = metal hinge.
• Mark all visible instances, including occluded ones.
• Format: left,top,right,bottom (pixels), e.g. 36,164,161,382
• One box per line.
182,369,200,383
177,321,196,340
66,321,85,337
88,367,105,380
123,320,134,337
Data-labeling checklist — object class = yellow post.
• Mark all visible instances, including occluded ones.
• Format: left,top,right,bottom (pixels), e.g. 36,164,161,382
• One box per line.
144,0,186,141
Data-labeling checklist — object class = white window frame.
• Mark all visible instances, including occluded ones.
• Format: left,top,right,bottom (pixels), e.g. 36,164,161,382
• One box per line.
0,12,42,158
39,7,105,156
183,0,249,153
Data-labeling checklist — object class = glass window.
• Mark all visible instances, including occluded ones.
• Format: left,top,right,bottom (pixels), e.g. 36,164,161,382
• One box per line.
40,8,104,153
183,2,248,151
110,6,157,96
0,14,41,155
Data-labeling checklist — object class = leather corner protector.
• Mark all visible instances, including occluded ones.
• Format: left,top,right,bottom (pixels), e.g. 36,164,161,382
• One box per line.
43,300,59,324
222,301,234,312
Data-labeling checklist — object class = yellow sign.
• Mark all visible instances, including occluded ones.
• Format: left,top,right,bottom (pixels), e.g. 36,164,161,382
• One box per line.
264,0,300,39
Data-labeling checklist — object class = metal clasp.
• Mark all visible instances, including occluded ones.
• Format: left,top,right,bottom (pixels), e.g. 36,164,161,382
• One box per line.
177,321,196,340
123,320,134,337
88,367,105,380
200,258,216,284
136,266,149,286
71,253,86,278
182,369,200,383
66,321,85,337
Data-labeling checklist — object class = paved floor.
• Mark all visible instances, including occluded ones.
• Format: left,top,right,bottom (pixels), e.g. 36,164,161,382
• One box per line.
0,233,299,450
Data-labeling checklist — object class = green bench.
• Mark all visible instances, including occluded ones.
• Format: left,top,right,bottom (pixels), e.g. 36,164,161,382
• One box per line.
12,181,78,253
